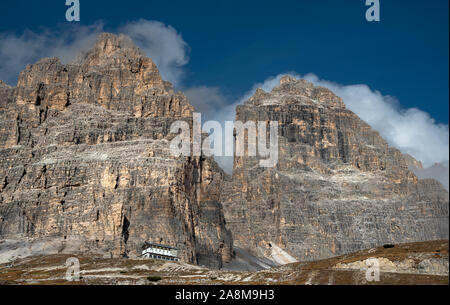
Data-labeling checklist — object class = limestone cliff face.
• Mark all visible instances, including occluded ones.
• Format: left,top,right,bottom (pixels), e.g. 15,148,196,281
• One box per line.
1,34,447,269
0,33,232,268
222,75,449,263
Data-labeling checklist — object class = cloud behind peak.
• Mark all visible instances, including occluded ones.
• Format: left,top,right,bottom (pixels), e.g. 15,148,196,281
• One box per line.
0,19,189,87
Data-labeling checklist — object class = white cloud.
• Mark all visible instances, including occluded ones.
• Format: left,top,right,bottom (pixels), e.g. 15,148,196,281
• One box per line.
185,86,232,122
301,73,449,168
411,161,449,191
197,76,292,174
0,19,189,87
0,22,104,85
119,19,189,86
241,72,449,174
185,86,236,174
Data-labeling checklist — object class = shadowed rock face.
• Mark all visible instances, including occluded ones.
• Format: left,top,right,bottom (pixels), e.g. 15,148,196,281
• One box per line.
222,75,449,262
0,33,232,268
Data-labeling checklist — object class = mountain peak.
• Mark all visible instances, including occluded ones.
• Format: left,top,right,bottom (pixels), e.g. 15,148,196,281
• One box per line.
94,33,138,52
13,33,192,117
247,75,345,108
90,33,141,57
74,33,147,68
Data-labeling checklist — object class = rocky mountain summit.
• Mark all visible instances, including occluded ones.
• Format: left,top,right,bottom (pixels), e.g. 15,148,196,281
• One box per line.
0,34,447,272
222,75,449,263
0,33,232,268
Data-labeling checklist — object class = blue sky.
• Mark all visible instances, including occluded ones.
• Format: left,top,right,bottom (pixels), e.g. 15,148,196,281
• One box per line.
0,0,448,124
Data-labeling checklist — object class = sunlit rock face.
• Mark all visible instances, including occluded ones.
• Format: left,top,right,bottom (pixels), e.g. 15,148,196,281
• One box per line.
0,33,232,268
0,33,447,270
222,75,449,262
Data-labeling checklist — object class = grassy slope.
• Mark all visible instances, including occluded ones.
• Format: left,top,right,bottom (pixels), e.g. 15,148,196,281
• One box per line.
0,240,447,285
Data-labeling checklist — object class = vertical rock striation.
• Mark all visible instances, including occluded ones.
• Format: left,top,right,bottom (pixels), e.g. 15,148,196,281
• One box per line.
0,33,232,268
0,34,447,269
222,75,448,263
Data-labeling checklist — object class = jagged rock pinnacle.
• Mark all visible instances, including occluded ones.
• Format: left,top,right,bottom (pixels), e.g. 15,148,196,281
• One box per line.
247,75,345,108
0,33,231,267
13,33,192,116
